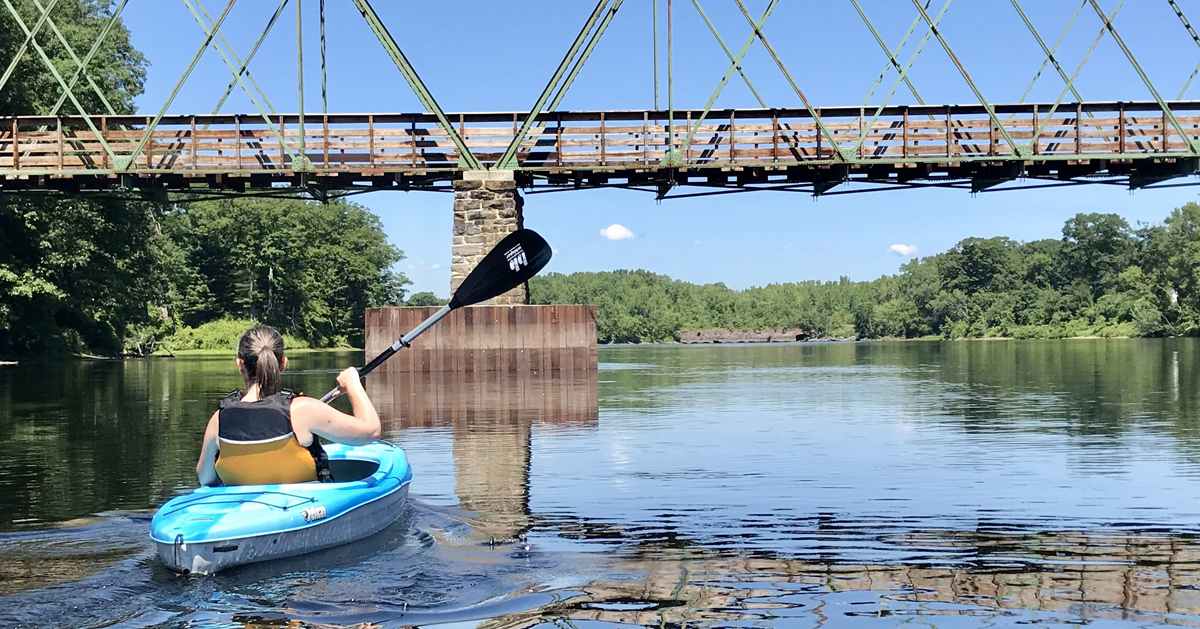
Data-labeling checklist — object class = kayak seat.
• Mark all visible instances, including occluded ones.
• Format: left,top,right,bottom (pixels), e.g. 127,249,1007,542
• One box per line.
327,458,380,483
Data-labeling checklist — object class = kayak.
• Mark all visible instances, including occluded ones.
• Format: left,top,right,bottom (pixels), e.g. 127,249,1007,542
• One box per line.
150,441,412,575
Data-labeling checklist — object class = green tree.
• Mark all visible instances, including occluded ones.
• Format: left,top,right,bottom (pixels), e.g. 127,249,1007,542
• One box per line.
0,1,151,354
165,198,408,346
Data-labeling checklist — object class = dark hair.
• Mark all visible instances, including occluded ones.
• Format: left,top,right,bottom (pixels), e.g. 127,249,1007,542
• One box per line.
238,325,285,397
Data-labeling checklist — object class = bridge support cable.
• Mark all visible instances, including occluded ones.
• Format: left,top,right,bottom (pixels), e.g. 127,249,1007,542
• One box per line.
1168,0,1200,98
351,0,481,170
666,0,674,165
848,0,946,158
123,0,239,171
320,0,328,114
1,0,118,165
652,0,659,110
295,0,306,170
186,0,297,161
732,0,845,163
497,0,613,169
0,0,62,97
910,0,1023,158
1086,0,1197,154
682,0,777,165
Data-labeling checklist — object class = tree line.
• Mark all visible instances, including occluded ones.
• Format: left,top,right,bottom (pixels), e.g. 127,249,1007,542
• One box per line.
531,205,1200,343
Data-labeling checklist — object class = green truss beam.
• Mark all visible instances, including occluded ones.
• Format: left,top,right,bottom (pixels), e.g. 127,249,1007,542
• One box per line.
1086,0,1196,153
911,0,1023,157
122,0,239,171
733,0,846,162
351,0,481,170
0,0,62,97
498,0,612,169
681,0,777,163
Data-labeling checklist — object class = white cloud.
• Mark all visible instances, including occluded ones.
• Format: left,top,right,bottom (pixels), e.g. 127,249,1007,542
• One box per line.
600,224,635,241
888,243,918,257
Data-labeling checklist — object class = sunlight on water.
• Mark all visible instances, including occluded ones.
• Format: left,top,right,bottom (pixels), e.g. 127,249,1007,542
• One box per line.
1,339,1199,626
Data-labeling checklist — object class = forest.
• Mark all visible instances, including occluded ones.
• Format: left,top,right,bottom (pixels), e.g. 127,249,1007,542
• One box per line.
531,206,1200,343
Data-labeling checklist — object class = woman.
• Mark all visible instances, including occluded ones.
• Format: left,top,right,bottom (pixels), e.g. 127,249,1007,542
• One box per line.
195,325,381,486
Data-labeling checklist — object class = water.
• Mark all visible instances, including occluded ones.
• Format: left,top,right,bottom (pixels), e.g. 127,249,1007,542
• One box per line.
1,339,1199,627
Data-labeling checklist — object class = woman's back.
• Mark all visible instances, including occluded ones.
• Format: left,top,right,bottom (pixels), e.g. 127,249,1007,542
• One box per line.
213,390,318,485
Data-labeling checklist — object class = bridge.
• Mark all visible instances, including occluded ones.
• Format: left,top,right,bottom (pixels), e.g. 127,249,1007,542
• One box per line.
2,102,1199,198
3,0,1200,297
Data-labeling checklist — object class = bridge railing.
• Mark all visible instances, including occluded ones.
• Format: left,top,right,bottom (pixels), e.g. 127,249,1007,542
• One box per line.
1,102,1197,177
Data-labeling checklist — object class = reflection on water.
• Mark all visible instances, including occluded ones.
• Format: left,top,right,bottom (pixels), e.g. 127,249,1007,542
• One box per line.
0,340,1199,626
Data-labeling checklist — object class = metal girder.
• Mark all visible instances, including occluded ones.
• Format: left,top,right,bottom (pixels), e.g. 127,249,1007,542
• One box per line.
122,0,239,171
42,0,130,117
498,0,612,169
1043,0,1123,122
208,0,289,114
549,0,624,111
28,0,119,115
351,0,481,170
910,0,1023,157
1086,0,1196,154
732,0,846,162
850,0,925,105
852,0,951,157
681,0,777,162
185,0,294,159
691,0,772,107
1016,0,1085,105
2,0,117,163
1011,0,1085,106
18,0,130,161
1168,0,1200,98
0,0,62,97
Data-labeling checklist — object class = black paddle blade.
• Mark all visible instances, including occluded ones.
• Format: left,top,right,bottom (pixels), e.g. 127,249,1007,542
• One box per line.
449,228,552,309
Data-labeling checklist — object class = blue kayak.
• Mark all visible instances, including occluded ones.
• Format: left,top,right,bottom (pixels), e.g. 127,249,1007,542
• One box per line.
150,441,412,574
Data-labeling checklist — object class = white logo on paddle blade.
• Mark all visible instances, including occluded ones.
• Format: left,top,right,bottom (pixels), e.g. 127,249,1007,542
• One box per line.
505,244,527,271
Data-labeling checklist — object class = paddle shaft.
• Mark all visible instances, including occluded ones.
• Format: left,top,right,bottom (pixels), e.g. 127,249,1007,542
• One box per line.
318,304,452,403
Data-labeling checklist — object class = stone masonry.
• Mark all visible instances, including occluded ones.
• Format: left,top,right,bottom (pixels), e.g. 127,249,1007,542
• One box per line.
451,170,526,304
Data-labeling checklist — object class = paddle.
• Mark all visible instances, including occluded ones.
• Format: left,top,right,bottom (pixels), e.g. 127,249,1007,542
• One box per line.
318,228,553,403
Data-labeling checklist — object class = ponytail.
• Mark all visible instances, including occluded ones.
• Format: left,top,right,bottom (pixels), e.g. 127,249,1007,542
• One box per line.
253,347,282,397
237,325,285,396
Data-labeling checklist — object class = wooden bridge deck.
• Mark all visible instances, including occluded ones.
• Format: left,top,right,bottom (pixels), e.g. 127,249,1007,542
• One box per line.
1,101,1198,194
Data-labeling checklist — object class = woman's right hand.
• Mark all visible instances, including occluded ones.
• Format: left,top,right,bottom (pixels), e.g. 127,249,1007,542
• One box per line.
336,367,363,394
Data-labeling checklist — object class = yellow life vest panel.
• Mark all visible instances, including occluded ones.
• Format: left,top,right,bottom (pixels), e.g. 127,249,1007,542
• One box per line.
214,390,319,485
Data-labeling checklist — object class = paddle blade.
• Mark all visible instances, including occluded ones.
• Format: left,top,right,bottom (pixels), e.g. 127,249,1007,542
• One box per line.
449,228,552,309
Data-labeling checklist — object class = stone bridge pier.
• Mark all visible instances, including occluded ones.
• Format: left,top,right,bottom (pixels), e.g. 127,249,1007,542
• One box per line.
451,170,525,304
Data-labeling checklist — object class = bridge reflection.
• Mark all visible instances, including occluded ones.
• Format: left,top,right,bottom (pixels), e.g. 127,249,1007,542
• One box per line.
367,368,597,541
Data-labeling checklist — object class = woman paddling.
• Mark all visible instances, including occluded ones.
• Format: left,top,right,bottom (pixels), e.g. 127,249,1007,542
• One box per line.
195,325,381,486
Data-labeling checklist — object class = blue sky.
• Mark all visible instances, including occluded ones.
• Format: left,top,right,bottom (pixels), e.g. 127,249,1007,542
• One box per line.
120,1,1200,295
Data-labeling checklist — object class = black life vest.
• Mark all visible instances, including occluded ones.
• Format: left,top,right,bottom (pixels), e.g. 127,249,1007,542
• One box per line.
214,390,332,484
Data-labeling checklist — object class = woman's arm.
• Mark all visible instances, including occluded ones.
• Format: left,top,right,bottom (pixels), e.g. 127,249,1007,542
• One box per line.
292,367,382,445
195,411,220,486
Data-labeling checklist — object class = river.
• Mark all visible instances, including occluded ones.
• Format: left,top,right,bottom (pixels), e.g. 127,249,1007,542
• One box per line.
1,339,1198,627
